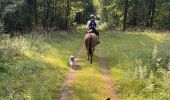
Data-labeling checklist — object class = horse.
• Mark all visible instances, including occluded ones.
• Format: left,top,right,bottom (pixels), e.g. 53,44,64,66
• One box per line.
84,31,98,63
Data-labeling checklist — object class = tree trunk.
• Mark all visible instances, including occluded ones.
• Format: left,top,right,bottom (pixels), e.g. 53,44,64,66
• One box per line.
34,0,38,26
147,0,156,28
43,1,50,30
133,0,138,26
150,0,156,27
123,0,129,31
33,0,38,26
66,0,70,28
147,0,152,27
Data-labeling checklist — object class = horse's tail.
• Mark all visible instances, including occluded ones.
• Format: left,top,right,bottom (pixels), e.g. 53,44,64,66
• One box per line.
88,35,93,56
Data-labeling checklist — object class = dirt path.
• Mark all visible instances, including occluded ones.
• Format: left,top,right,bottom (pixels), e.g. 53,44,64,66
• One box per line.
98,49,120,100
57,45,119,100
56,45,84,100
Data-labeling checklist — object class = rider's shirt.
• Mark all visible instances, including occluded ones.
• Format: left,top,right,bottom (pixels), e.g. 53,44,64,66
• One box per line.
86,19,98,29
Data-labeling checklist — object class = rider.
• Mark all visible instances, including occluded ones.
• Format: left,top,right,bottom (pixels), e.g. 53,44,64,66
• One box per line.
87,14,100,44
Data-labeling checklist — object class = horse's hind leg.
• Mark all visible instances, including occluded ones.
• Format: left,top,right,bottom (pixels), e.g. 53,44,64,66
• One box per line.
85,43,90,60
87,50,89,60
90,53,93,63
90,56,92,63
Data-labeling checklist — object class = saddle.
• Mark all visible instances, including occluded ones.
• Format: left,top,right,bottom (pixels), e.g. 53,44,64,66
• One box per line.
87,29,93,33
85,29,100,44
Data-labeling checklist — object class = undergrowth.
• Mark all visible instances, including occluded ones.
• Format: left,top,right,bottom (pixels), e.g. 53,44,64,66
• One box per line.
101,31,170,100
0,32,82,99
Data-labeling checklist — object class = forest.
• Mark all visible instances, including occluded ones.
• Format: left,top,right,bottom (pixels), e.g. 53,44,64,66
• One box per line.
0,0,170,100
0,0,170,34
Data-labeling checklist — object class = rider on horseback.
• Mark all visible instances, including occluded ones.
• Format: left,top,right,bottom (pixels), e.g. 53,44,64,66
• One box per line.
87,14,100,44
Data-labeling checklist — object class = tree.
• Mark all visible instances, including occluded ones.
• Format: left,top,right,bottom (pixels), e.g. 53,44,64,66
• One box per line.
66,0,70,28
101,0,108,22
0,0,170,33
34,0,38,25
123,0,129,31
147,0,156,27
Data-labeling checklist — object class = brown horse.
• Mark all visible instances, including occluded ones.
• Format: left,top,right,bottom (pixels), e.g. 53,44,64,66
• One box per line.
84,32,98,63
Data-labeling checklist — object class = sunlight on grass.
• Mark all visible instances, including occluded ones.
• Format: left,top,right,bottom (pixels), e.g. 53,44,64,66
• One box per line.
72,63,108,100
100,31,170,99
1,30,169,99
71,45,109,100
144,32,170,42
24,49,67,69
0,32,82,99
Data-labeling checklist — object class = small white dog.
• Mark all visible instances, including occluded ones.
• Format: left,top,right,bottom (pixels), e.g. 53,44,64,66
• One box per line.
69,54,75,68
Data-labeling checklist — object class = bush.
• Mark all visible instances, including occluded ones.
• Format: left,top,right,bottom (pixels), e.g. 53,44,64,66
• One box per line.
2,1,33,33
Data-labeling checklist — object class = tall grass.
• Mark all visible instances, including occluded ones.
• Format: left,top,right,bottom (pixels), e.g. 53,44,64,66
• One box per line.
0,32,82,99
100,31,170,99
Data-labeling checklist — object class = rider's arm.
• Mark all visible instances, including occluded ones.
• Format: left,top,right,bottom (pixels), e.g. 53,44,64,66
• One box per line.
87,20,90,29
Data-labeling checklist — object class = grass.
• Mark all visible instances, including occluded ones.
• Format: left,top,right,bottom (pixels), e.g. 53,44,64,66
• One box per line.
100,31,170,99
72,47,109,100
0,32,82,99
0,29,169,100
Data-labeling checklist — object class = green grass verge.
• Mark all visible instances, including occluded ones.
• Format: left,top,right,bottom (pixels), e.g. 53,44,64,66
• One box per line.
72,47,109,100
100,31,170,100
0,32,82,99
0,30,169,100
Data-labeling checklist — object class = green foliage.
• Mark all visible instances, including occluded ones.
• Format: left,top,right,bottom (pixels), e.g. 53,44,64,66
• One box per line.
0,0,72,32
155,0,170,29
97,0,170,29
1,0,170,32
74,0,96,24
0,32,82,99
0,21,5,34
2,0,33,33
100,31,170,99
